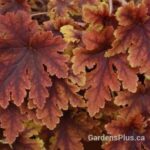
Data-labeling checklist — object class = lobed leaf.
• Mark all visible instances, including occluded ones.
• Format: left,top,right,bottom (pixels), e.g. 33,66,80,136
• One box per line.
0,0,30,14
72,27,138,116
115,80,150,118
0,11,68,109
82,2,117,27
0,104,26,144
106,2,150,77
50,111,99,150
104,114,149,150
36,77,85,130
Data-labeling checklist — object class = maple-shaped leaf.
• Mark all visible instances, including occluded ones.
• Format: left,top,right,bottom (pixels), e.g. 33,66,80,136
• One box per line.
48,0,78,17
104,114,150,150
11,126,44,150
82,2,117,27
0,0,30,14
36,77,85,130
49,111,99,150
0,122,44,150
0,11,68,109
0,104,26,144
72,26,138,116
114,80,150,118
105,2,150,77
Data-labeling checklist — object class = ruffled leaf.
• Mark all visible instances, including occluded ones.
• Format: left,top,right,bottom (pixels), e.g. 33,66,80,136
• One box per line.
50,111,99,150
0,104,26,144
106,2,150,77
72,27,138,116
0,11,68,109
83,2,117,27
104,114,149,150
36,77,85,130
115,80,150,118
0,0,30,14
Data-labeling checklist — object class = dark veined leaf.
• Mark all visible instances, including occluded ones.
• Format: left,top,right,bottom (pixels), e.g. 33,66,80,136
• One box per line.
72,26,138,116
0,104,26,144
0,0,30,14
106,2,150,78
104,114,150,150
114,80,150,118
82,2,117,27
0,11,68,109
0,122,44,150
12,126,44,150
48,0,78,17
49,111,99,150
36,76,85,130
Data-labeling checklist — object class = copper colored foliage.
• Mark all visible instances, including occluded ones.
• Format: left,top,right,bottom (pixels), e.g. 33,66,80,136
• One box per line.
0,0,150,150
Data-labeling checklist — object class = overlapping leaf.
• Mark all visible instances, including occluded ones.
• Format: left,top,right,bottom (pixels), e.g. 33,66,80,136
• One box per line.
0,104,26,144
83,2,117,27
104,114,150,150
114,80,150,118
36,76,85,130
0,122,44,150
72,26,138,116
49,111,99,150
0,11,68,109
48,0,78,17
0,0,150,149
0,0,30,14
11,126,44,150
48,0,99,18
60,25,81,43
106,2,150,77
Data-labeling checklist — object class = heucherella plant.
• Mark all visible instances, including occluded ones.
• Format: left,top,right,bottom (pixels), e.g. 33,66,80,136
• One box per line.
0,0,149,150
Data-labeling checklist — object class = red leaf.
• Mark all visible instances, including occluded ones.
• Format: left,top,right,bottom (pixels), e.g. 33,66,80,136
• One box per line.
104,114,148,150
0,104,26,144
68,68,86,87
48,0,78,17
50,111,99,150
12,127,43,150
83,2,117,27
72,27,138,116
20,101,42,125
0,0,30,14
106,2,150,77
0,124,44,149
36,77,85,130
0,11,68,109
115,80,150,118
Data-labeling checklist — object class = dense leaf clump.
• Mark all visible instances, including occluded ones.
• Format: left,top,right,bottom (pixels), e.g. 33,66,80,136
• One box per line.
0,0,150,149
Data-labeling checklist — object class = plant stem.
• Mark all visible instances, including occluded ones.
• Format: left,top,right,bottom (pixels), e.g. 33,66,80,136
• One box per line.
108,0,127,15
31,12,48,17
